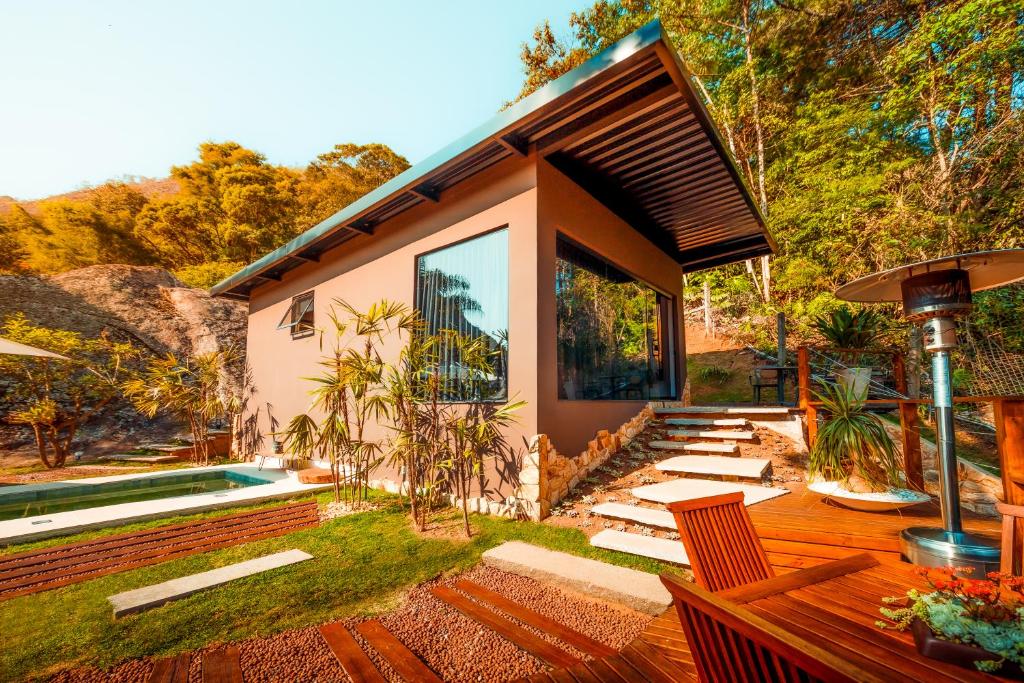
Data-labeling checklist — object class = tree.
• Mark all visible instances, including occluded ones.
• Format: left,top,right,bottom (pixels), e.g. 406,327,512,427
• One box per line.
135,142,301,266
297,143,410,227
122,349,240,465
1,314,137,468
517,0,1024,350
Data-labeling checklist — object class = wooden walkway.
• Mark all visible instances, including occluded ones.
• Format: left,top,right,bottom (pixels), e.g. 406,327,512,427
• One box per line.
0,501,319,600
148,646,243,683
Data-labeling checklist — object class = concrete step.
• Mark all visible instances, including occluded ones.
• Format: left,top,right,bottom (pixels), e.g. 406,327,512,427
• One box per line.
663,418,748,427
655,406,790,416
591,502,675,529
655,455,770,480
648,441,740,455
590,529,688,565
107,549,313,617
632,479,790,507
481,541,671,615
668,429,755,441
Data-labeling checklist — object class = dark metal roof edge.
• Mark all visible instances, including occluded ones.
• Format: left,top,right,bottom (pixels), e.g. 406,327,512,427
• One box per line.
650,25,778,254
210,19,667,298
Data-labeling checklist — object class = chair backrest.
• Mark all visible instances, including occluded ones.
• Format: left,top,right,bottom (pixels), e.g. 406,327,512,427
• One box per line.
660,572,883,683
667,492,773,591
998,502,1024,575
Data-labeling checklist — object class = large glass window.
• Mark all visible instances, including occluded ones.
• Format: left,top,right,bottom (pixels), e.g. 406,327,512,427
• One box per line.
556,236,674,400
415,228,509,401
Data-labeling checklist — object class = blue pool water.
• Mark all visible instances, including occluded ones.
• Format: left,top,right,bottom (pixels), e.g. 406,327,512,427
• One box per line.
0,470,273,521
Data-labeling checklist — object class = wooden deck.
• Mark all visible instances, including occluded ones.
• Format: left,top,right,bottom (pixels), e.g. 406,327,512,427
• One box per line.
746,480,1000,572
0,501,319,600
527,482,1003,682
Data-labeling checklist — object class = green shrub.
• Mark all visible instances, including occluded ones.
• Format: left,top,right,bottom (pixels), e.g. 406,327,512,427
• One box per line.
695,364,732,385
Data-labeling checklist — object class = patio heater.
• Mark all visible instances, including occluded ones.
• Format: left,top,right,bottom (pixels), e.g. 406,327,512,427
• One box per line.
836,249,1024,573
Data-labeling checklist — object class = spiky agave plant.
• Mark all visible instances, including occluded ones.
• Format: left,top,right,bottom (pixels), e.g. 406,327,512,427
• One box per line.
809,382,902,490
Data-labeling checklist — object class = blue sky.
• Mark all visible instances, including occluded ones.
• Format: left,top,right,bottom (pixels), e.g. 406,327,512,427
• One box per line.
0,1,586,200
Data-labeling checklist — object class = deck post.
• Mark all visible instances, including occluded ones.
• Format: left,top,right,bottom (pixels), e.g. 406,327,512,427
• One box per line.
994,398,1024,568
898,401,924,491
893,354,907,396
797,347,817,447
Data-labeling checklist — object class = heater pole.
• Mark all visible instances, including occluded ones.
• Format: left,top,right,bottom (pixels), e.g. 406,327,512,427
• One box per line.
931,349,963,535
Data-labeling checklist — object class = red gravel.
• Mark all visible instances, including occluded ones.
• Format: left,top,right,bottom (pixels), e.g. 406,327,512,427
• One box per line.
47,566,652,683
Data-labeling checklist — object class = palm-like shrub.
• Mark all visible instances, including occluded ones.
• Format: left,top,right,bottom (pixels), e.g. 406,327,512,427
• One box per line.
123,349,238,465
811,305,883,349
809,382,902,490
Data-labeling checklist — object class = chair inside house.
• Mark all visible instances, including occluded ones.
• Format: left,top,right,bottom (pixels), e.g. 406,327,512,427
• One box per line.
666,492,774,591
659,571,882,683
998,502,1024,575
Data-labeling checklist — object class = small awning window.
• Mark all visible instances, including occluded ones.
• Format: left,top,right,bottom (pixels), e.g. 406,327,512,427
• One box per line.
277,292,315,337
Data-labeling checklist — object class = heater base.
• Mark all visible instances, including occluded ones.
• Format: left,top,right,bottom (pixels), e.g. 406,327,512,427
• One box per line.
900,527,1001,574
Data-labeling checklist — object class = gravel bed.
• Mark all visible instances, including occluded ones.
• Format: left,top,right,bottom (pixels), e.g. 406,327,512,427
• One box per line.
47,566,652,682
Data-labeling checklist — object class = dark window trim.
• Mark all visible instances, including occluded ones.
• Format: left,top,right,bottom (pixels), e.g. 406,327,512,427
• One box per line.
555,232,678,402
413,225,510,404
277,291,316,339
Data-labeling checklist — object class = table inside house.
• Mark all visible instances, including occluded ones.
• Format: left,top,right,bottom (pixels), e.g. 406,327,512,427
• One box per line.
716,554,1013,682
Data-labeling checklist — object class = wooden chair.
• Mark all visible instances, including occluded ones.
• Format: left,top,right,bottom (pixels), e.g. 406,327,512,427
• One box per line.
660,571,884,683
998,502,1024,575
666,492,774,591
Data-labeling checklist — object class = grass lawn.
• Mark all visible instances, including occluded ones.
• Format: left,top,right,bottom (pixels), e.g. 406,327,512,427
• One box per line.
0,489,667,682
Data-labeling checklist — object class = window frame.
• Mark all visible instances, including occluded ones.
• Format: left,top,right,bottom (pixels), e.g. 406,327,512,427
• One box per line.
412,225,511,404
554,233,678,402
276,291,316,339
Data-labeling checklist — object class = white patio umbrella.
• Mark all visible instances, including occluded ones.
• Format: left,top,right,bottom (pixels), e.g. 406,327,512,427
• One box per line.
0,336,69,360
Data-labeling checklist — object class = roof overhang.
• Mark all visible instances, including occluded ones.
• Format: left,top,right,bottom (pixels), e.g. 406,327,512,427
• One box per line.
212,19,775,300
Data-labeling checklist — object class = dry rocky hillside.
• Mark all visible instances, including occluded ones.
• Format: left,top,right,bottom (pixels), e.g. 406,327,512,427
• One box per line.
0,265,246,456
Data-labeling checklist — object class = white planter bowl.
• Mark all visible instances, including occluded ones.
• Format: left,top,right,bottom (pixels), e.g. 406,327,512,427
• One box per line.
808,480,931,512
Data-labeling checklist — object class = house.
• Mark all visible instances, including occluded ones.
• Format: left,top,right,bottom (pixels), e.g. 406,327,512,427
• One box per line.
211,20,775,519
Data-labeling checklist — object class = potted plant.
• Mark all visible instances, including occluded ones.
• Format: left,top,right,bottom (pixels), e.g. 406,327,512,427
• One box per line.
879,566,1024,677
807,382,929,510
811,305,883,400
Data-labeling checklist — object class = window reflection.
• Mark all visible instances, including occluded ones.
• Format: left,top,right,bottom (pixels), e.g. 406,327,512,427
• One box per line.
415,228,509,401
556,236,674,400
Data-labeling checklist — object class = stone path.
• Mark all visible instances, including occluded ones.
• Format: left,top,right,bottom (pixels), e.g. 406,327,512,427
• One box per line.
654,455,769,479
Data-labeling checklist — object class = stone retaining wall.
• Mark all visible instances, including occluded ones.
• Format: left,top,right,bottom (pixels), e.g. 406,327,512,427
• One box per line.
514,400,689,520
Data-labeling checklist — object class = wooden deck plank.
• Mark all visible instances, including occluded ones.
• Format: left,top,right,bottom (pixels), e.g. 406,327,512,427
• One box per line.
148,653,191,683
454,580,617,658
431,586,580,668
201,646,243,683
318,622,386,683
0,502,318,569
355,620,442,683
0,506,318,600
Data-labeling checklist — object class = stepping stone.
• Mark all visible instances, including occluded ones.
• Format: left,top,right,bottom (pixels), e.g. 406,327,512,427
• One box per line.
591,502,675,529
590,529,689,565
655,406,790,415
655,455,769,479
632,479,789,506
663,418,747,427
648,440,740,455
482,541,671,615
668,429,755,441
108,549,313,617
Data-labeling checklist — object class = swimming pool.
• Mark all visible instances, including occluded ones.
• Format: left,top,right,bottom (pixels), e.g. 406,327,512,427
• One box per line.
0,469,275,522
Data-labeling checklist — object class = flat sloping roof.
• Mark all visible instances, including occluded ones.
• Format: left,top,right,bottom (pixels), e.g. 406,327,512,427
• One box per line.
212,19,775,300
